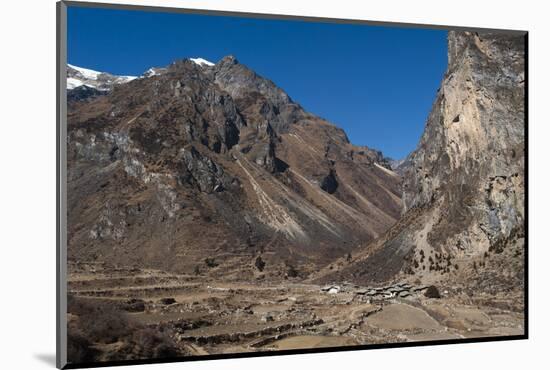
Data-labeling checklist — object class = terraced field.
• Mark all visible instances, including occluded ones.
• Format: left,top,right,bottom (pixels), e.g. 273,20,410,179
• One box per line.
67,262,525,358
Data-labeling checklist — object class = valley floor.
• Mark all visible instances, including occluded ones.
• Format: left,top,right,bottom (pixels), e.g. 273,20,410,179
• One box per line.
67,262,524,363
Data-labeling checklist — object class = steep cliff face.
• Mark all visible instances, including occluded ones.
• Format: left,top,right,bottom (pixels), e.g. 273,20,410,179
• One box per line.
403,31,525,253
318,31,525,293
67,57,402,278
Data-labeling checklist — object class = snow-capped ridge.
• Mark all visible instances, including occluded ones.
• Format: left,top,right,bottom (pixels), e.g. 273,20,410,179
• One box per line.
143,68,158,77
68,64,137,81
66,64,137,91
190,57,215,67
67,57,216,91
141,67,168,78
67,64,102,80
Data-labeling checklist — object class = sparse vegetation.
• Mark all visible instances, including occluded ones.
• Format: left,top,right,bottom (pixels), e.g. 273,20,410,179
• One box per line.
68,295,133,344
67,296,182,364
67,332,99,364
115,328,181,360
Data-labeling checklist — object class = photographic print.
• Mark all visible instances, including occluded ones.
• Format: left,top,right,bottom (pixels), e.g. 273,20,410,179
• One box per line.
58,1,527,367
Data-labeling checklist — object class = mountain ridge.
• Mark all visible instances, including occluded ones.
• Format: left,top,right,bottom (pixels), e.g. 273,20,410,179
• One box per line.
67,54,402,278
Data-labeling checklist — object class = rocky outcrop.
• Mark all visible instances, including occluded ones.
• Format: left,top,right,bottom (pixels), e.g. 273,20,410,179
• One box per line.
208,56,302,172
68,85,107,102
211,56,305,134
318,31,525,293
320,170,338,194
178,146,234,194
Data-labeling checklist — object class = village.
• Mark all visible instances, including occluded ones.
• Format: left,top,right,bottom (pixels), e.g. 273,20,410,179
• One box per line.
68,263,524,357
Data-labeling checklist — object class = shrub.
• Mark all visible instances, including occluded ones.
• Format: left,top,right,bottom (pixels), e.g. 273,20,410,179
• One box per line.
67,331,99,364
424,285,441,298
68,296,132,343
112,328,182,361
159,297,176,305
287,265,299,278
204,258,218,268
119,298,146,312
254,256,266,272
67,296,183,363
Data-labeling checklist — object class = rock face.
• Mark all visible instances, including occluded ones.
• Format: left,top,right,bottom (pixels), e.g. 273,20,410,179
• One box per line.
67,57,402,276
318,31,525,293
67,85,108,102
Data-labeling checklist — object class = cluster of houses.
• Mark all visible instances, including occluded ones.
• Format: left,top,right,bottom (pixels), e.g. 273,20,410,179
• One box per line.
320,282,429,300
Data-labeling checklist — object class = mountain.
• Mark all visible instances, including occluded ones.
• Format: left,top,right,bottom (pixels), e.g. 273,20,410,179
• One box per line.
66,56,402,279
316,31,525,297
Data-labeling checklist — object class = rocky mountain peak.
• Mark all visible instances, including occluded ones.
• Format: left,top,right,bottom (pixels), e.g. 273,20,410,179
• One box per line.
217,55,239,66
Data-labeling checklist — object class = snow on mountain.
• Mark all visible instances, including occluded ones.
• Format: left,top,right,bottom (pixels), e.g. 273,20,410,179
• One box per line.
119,75,137,82
67,58,214,91
67,77,87,90
139,58,214,79
143,68,158,77
67,64,102,80
66,64,137,91
141,67,168,78
190,57,215,67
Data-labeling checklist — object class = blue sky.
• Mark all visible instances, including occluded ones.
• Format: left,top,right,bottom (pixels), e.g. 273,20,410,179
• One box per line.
68,6,448,160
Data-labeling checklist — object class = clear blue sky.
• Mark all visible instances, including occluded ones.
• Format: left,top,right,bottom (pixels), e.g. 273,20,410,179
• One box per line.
67,6,448,159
